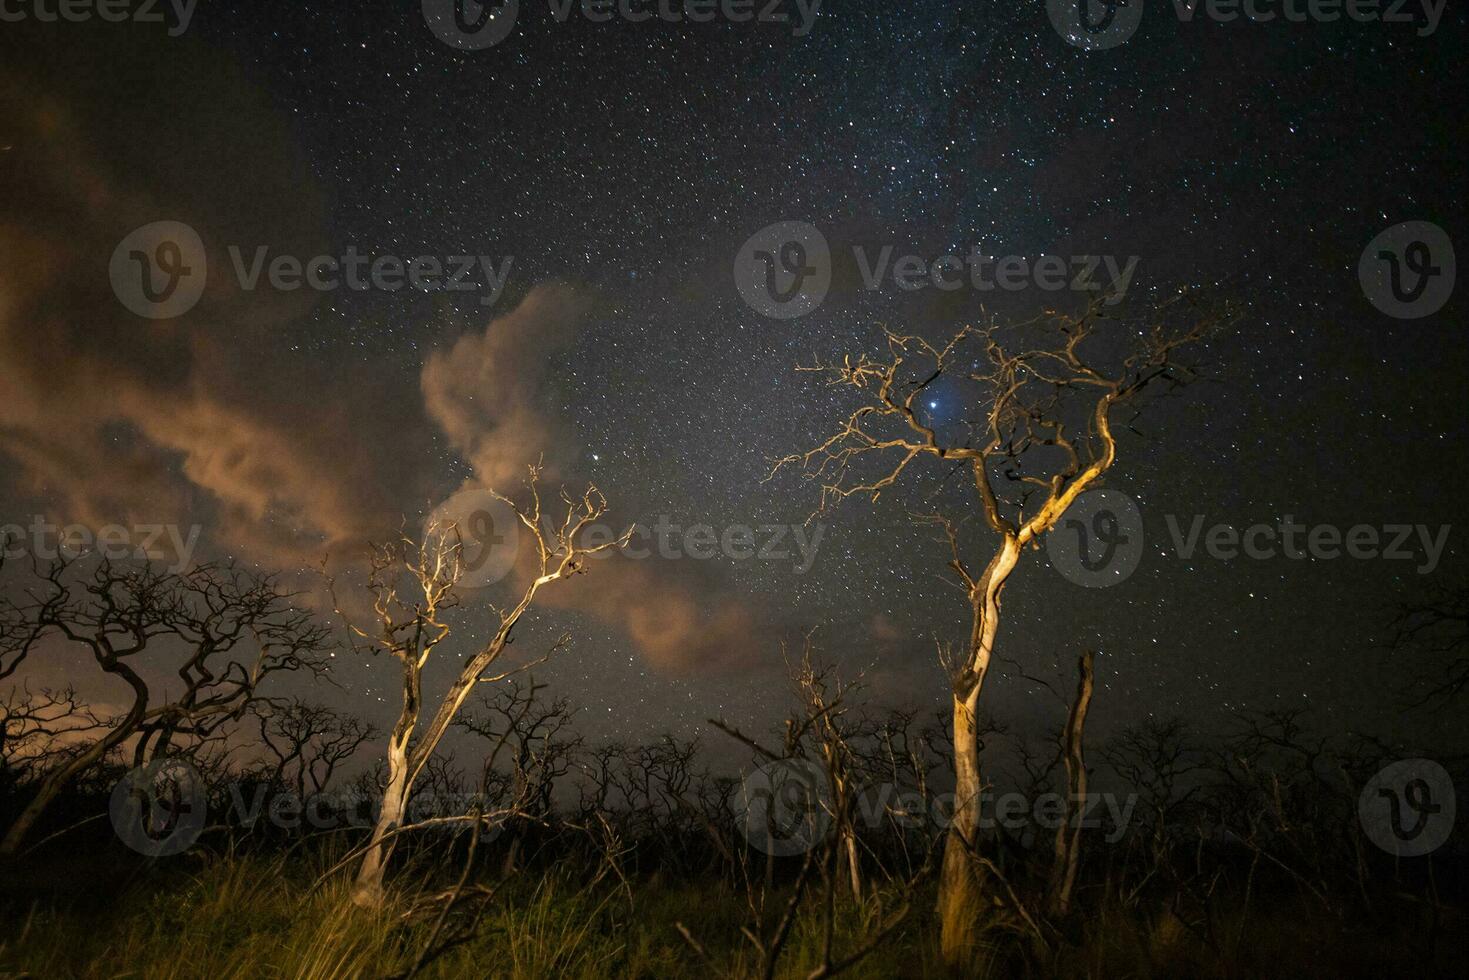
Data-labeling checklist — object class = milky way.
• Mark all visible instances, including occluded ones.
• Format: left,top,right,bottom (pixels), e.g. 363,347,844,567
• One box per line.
0,2,1462,759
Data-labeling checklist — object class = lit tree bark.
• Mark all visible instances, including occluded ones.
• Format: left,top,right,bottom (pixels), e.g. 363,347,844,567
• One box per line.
339,469,628,908
772,298,1221,966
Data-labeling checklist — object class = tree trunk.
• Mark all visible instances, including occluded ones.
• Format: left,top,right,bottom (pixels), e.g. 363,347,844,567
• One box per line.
351,735,411,907
2,720,136,856
938,686,984,963
1047,650,1095,918
0,676,146,859
842,826,863,902
937,534,1018,968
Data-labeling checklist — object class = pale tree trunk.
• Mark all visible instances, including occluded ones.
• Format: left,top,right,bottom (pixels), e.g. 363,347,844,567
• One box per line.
938,684,985,960
937,534,1019,967
352,652,421,908
350,624,515,907
351,733,412,907
846,828,863,905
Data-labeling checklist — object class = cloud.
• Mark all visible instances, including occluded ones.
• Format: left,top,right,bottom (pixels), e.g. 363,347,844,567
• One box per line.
540,551,756,672
422,283,587,490
0,36,436,571
0,31,762,674
423,287,759,670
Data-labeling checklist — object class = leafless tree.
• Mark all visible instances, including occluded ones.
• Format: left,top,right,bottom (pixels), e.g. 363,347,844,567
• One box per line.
455,677,581,873
1386,582,1469,707
1046,650,1095,918
335,468,629,907
788,640,867,903
252,697,378,809
0,557,328,856
770,296,1223,963
689,640,918,980
848,707,944,881
0,686,114,792
612,733,705,853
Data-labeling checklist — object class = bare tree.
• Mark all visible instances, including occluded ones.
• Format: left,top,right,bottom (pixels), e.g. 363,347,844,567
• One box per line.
455,677,581,873
336,469,629,907
1046,650,1095,918
1102,717,1207,881
771,297,1222,964
1386,582,1469,707
0,558,328,857
252,697,378,810
0,686,113,794
788,640,867,903
690,640,918,980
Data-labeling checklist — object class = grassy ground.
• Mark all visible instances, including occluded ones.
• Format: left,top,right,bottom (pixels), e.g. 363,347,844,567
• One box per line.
0,845,941,979
0,844,1460,979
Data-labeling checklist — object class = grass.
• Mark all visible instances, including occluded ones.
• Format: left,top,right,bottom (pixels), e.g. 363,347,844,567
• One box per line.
0,842,1461,979
0,844,937,979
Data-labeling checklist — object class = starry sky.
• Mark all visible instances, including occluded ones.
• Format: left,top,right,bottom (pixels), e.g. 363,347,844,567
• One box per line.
0,1,1464,762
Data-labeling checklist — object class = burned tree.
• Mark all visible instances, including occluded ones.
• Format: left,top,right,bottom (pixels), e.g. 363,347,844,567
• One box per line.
252,698,378,810
337,469,629,908
1386,582,1469,707
771,297,1222,963
0,686,112,805
455,677,582,874
0,558,328,857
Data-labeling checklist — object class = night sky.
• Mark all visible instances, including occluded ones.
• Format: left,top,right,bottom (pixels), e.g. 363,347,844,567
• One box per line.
1,1,1464,763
